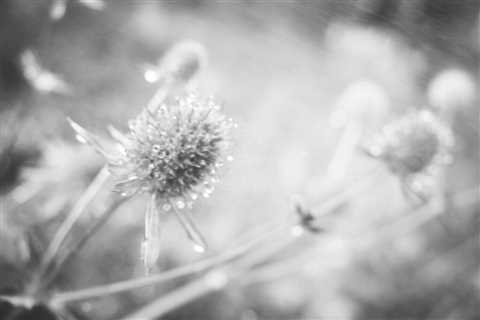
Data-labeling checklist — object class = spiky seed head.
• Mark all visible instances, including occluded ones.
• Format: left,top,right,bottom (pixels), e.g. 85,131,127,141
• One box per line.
110,91,233,203
367,110,454,177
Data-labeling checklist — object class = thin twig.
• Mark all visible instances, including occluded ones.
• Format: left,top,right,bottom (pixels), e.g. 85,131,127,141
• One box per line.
120,268,237,320
50,222,288,305
49,169,373,305
30,165,110,293
41,196,127,291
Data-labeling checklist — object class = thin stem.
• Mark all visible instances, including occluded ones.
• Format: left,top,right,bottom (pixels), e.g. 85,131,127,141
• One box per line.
31,165,110,292
146,84,169,112
50,222,288,305
41,197,127,292
170,199,208,252
120,268,237,320
242,186,480,285
122,185,479,319
49,169,376,306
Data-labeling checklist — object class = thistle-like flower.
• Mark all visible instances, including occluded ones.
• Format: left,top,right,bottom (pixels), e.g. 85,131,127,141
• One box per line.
365,110,454,202
69,90,234,271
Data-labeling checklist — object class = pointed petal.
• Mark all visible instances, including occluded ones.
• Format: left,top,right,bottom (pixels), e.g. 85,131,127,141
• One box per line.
107,125,131,147
67,117,111,159
171,201,207,252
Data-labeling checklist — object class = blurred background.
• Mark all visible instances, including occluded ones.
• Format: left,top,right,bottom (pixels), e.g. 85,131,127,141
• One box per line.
0,0,479,319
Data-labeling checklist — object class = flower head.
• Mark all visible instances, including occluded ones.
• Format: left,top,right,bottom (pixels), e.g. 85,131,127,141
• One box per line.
366,110,454,201
110,91,233,200
69,90,234,271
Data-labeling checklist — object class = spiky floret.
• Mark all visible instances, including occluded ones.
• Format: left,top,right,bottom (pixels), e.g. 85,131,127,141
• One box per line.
69,90,234,271
366,110,454,201
112,92,232,201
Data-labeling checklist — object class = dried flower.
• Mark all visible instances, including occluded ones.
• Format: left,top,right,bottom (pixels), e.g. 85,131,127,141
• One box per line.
365,110,454,201
69,90,234,271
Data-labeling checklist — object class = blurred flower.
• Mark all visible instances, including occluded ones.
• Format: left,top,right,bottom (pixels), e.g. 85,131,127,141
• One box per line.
143,40,207,88
12,140,103,220
19,50,71,95
330,80,390,131
328,80,390,180
427,68,476,114
69,90,234,270
365,110,454,201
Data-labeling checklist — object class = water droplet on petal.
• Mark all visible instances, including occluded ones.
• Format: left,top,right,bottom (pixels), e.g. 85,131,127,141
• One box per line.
193,243,206,253
144,69,160,83
75,134,87,144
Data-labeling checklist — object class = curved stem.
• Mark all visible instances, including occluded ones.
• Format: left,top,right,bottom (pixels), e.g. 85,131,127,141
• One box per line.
29,165,110,294
50,222,287,305
49,169,376,306
41,197,127,292
119,268,236,320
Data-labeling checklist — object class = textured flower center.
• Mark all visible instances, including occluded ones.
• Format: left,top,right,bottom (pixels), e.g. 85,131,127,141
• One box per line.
115,92,232,199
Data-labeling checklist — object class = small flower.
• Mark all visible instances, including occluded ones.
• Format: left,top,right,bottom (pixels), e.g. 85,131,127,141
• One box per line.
69,90,234,271
365,110,454,202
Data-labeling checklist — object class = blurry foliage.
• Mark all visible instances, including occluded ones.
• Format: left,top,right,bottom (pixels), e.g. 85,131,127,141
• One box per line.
0,0,478,319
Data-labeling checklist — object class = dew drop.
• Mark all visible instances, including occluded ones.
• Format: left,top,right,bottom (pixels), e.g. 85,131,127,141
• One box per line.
176,200,185,209
193,243,206,253
144,69,160,83
75,134,87,144
226,155,234,162
190,193,198,200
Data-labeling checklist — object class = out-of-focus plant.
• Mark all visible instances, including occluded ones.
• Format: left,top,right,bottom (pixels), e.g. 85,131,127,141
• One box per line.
364,110,454,203
49,0,105,21
0,4,478,320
